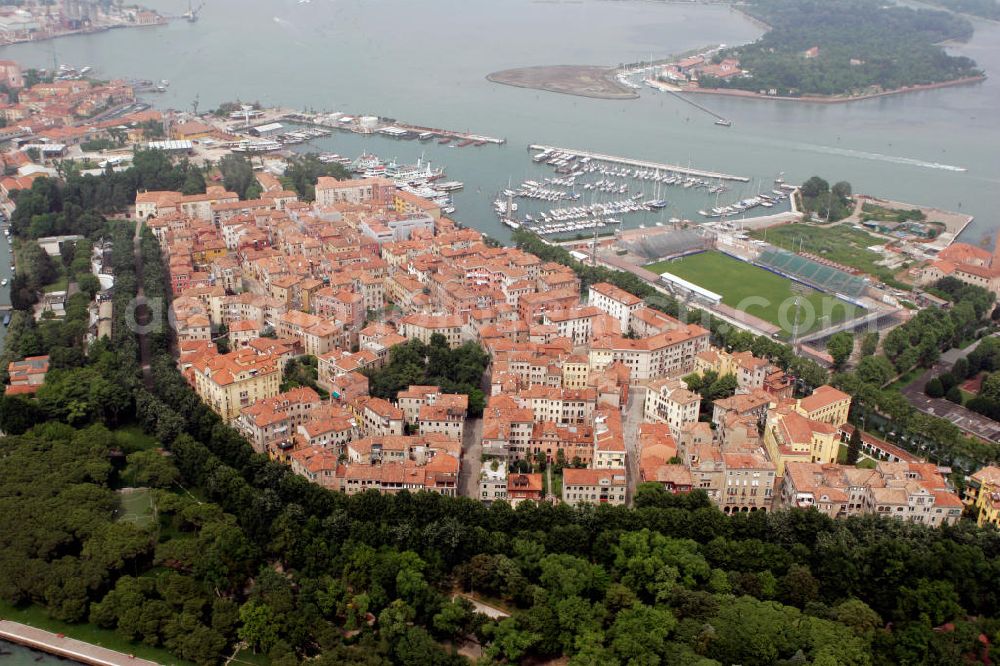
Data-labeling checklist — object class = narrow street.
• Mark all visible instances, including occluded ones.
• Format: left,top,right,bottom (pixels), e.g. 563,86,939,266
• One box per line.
458,416,483,498
622,385,646,506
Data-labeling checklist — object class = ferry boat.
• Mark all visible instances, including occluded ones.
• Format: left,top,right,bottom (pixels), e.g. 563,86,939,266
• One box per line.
435,181,464,192
231,140,282,153
385,158,443,184
352,153,382,173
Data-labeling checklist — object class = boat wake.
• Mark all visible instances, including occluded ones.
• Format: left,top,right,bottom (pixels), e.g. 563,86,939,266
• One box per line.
797,143,967,172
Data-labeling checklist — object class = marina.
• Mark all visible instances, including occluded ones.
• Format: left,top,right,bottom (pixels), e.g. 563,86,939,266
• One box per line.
0,0,993,248
494,145,784,237
528,145,750,182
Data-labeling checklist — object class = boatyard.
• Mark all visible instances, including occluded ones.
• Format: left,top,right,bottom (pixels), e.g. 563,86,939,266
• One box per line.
285,111,506,146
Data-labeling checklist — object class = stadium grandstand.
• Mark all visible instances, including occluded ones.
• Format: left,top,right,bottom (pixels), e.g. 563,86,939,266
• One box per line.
754,248,869,299
619,229,711,263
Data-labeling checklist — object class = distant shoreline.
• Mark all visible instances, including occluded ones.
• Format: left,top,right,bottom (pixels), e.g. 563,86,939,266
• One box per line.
686,75,988,104
0,22,166,49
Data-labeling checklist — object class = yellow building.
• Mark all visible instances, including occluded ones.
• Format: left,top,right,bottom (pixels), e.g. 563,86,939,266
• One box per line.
967,466,1000,528
763,408,840,476
191,349,282,421
795,384,852,426
561,355,590,390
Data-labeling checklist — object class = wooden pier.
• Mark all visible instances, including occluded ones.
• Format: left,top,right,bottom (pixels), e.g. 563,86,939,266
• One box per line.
528,144,750,182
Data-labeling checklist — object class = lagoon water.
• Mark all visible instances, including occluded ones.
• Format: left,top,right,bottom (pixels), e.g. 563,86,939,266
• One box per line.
1,0,998,235
0,639,63,664
0,0,998,329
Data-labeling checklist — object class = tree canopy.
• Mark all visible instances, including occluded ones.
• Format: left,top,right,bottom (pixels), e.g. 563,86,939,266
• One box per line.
700,0,980,96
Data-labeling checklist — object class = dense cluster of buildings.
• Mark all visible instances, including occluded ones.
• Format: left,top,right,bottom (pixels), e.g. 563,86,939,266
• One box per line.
0,3,163,46
632,346,964,524
147,162,721,505
0,62,173,218
137,159,968,527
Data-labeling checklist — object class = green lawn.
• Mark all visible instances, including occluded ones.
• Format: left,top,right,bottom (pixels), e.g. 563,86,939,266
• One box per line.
646,251,861,335
114,425,160,452
42,273,68,293
118,488,155,528
0,600,195,665
749,224,900,284
552,471,563,499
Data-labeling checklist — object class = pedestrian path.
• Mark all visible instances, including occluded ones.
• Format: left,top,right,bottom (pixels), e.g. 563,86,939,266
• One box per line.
0,620,161,666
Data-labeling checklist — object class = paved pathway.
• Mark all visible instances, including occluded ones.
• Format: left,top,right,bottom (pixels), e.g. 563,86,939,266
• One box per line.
622,385,646,506
0,620,160,666
458,416,483,498
453,594,511,619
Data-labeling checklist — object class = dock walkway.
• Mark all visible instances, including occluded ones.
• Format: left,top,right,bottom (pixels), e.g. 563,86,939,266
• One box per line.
528,144,749,182
0,620,161,666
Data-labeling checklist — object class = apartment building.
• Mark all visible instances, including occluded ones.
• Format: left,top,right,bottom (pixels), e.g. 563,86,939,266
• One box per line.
508,473,544,505
720,451,777,514
314,176,394,207
762,408,840,476
399,313,467,348
479,463,508,504
234,387,322,455
357,397,405,436
588,281,643,332
191,348,282,421
794,384,852,426
562,468,627,507
417,394,469,441
588,323,710,382
780,461,962,526
643,377,701,437
966,466,1000,528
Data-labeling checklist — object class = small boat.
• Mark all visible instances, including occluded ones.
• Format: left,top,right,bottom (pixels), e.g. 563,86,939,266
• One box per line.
715,119,733,127
3,312,11,326
1,278,7,287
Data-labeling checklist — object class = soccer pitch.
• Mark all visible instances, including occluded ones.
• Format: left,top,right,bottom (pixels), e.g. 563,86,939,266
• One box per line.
645,251,862,334
119,488,155,528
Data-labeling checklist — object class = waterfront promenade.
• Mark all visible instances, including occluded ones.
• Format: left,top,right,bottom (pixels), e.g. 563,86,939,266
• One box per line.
0,621,160,666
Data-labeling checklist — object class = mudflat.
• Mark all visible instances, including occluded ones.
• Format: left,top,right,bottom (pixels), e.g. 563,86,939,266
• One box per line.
487,65,638,100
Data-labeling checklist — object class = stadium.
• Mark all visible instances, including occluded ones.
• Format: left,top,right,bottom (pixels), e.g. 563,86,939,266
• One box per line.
645,247,868,336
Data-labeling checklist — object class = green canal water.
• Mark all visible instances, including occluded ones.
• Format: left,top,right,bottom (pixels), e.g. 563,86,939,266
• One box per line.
0,639,64,664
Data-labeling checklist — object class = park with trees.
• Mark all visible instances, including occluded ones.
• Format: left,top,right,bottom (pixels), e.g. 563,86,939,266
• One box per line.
699,0,981,97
